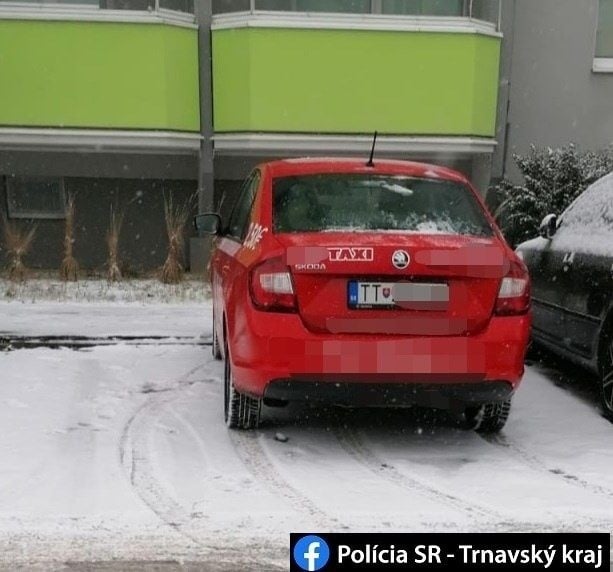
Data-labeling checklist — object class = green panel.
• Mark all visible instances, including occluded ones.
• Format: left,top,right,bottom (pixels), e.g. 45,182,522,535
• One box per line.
0,20,200,131
212,28,253,130
471,34,501,136
213,27,500,137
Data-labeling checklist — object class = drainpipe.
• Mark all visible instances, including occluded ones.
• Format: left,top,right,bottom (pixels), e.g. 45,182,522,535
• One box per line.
492,0,516,183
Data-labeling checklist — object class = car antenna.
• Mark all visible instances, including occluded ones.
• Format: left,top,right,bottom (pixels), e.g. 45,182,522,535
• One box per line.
366,131,378,167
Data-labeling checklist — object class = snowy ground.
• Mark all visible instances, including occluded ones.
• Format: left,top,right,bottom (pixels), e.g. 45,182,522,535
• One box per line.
0,277,210,305
1,291,613,570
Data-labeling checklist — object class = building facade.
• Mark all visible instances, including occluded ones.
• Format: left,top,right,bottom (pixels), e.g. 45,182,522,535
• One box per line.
499,0,613,182
0,0,610,271
0,1,201,272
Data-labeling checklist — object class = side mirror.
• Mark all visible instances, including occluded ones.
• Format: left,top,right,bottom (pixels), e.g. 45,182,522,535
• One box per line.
194,213,222,235
539,213,558,239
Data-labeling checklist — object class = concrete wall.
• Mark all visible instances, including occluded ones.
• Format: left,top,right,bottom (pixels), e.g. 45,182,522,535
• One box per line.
503,0,613,181
0,177,197,273
0,151,198,181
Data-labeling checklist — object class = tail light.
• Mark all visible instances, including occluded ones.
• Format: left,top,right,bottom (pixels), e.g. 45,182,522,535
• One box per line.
495,258,531,316
249,256,297,312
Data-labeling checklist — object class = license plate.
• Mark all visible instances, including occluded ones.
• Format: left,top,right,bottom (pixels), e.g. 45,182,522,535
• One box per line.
348,281,449,310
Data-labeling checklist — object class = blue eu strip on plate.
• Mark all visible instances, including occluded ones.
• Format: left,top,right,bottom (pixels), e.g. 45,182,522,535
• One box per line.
348,281,358,307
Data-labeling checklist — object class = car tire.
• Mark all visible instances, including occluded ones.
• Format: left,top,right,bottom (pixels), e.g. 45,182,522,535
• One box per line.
463,399,511,434
211,310,222,361
599,329,613,422
223,342,260,430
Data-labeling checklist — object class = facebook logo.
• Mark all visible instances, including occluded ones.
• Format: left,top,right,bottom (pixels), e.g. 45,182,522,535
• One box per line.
293,535,330,571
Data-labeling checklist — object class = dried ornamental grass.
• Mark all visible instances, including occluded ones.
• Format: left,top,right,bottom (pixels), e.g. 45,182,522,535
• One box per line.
60,195,79,282
107,206,124,282
160,194,193,284
2,219,37,282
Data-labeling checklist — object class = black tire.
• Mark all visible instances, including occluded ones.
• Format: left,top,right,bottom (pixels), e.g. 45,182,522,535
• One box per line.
223,342,260,430
599,331,613,422
464,399,512,434
211,310,222,361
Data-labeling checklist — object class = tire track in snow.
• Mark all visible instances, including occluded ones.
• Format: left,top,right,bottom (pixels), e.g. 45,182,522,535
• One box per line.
229,431,335,530
481,433,613,501
122,358,336,536
119,363,208,547
333,427,508,523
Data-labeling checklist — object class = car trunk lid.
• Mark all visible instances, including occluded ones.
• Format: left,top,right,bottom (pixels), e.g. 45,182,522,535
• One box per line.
279,233,508,336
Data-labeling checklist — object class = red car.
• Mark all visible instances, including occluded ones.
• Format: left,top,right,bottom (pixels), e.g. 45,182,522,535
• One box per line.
195,158,531,433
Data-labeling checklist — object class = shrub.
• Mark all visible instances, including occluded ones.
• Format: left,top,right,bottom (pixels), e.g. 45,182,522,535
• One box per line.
2,219,37,281
488,144,613,247
160,193,195,284
60,194,79,281
106,206,124,282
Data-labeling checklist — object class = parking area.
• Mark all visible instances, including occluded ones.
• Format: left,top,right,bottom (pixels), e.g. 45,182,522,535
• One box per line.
1,302,613,570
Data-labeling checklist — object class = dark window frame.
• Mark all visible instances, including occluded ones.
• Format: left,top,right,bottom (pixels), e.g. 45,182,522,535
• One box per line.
5,176,67,220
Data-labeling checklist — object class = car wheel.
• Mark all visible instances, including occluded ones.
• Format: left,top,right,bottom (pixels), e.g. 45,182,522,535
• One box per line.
211,310,222,361
463,399,511,434
599,331,613,421
223,341,260,430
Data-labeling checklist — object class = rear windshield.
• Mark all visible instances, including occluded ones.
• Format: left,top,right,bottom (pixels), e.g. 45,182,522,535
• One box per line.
272,174,493,237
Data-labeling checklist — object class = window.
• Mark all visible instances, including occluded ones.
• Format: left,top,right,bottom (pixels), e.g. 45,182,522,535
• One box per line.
470,0,499,23
0,0,98,4
0,0,194,13
213,0,250,13
227,170,261,240
159,0,193,12
102,0,194,12
256,0,371,13
6,176,67,220
213,0,499,24
596,0,613,58
273,174,493,236
381,0,464,17
99,0,154,9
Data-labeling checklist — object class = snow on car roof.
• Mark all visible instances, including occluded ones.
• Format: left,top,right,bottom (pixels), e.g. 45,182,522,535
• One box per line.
262,157,469,183
551,171,613,256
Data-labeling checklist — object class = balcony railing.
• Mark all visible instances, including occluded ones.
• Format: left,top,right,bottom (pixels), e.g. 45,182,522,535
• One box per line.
212,0,501,29
0,0,194,14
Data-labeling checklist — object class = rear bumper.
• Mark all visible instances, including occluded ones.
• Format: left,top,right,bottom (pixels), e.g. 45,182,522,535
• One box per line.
264,379,514,408
230,308,531,399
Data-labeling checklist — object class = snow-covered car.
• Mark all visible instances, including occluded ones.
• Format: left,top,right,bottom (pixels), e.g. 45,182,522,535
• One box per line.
516,172,613,420
196,158,531,433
